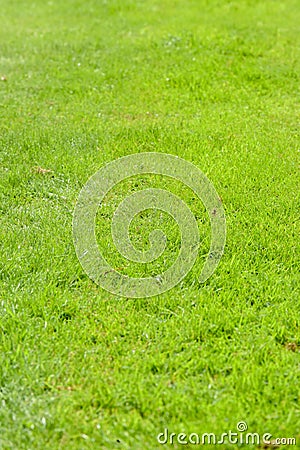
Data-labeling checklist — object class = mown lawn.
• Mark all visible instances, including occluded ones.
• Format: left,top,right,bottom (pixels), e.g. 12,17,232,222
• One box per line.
0,0,299,449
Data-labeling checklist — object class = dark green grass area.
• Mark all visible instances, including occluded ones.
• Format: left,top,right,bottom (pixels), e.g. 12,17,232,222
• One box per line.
0,0,299,449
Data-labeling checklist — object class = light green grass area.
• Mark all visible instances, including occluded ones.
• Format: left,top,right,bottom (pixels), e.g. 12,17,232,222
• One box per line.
0,0,299,449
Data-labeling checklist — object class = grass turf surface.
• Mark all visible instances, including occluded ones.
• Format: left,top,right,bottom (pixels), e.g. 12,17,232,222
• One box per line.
0,0,300,448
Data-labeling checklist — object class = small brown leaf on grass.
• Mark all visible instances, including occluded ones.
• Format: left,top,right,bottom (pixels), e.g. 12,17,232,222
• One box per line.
43,382,76,392
32,166,53,174
260,440,281,449
56,385,76,391
285,342,299,352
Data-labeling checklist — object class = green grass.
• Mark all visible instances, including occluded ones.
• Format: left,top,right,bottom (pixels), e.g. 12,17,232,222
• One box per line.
0,0,299,448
